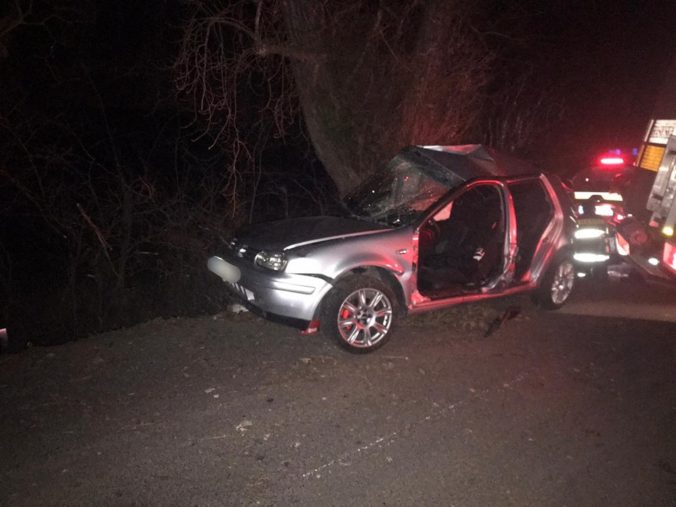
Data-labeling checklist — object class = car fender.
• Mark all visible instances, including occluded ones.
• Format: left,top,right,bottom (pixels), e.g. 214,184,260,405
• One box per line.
309,260,411,322
286,227,415,280
290,231,416,320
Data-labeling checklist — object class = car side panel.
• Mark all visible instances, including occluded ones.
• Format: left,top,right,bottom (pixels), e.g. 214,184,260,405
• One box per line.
529,174,575,282
287,227,417,306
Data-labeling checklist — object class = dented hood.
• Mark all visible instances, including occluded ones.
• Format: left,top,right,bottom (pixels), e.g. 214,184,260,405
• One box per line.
235,216,389,251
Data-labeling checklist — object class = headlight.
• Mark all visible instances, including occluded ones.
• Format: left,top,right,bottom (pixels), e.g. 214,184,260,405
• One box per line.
574,228,605,239
255,251,287,271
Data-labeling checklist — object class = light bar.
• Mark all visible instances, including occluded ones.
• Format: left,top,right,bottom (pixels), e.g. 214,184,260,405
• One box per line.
599,156,625,166
573,191,623,202
599,157,624,165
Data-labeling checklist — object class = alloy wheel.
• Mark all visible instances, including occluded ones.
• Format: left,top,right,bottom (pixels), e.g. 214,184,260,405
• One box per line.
550,260,575,305
337,288,393,349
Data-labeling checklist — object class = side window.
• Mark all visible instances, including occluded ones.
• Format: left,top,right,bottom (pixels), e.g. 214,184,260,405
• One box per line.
508,179,553,277
432,202,452,222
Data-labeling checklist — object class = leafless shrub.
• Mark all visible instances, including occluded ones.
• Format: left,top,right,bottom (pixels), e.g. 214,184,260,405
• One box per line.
0,0,93,59
0,96,239,336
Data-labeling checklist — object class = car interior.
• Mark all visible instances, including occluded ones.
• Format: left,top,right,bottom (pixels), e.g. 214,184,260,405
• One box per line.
417,184,505,298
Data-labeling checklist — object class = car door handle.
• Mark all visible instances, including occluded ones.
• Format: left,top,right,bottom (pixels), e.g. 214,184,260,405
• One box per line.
396,248,408,255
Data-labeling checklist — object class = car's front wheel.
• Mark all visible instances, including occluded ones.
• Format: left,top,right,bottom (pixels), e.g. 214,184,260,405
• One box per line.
322,275,397,353
534,256,576,309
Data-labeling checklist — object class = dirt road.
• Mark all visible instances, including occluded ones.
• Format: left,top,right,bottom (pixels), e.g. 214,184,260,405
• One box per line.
2,281,676,506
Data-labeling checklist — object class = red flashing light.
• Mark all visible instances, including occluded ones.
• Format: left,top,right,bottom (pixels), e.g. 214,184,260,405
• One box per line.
599,156,625,166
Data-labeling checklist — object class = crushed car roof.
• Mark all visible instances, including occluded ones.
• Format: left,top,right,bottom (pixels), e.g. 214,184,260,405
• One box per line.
407,144,540,180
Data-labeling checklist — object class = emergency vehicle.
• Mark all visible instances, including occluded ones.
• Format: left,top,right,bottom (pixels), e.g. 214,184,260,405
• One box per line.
568,152,640,278
640,124,676,281
617,53,676,284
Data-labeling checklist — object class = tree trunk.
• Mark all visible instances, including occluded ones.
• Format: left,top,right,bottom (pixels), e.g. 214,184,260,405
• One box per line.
282,0,490,195
281,1,361,195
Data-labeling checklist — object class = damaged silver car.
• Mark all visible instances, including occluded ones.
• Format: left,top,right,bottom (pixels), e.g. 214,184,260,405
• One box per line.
208,145,578,352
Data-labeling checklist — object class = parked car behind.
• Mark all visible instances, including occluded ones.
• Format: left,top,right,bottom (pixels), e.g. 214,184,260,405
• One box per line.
208,145,579,352
569,156,649,279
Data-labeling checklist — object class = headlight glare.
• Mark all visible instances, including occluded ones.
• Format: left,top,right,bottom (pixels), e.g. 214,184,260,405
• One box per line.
573,252,610,263
255,251,287,271
574,228,605,239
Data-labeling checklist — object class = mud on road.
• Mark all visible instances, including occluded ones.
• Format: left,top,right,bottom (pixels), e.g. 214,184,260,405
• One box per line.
1,283,676,506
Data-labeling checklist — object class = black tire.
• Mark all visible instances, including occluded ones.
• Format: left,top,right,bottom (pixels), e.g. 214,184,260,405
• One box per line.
533,256,576,310
321,275,397,353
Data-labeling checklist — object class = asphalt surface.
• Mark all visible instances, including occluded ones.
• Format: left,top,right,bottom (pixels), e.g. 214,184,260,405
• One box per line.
1,279,676,506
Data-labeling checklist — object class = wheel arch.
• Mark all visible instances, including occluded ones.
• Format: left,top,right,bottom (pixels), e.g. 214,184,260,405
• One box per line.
536,244,575,287
312,265,407,321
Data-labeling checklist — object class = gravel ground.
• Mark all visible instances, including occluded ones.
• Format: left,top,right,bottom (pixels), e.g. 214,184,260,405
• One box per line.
1,282,676,506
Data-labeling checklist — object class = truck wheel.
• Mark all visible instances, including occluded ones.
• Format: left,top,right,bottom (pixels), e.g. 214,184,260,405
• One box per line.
321,275,396,353
534,257,576,310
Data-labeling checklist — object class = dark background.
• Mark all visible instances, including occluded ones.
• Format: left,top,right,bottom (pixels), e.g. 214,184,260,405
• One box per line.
0,0,674,345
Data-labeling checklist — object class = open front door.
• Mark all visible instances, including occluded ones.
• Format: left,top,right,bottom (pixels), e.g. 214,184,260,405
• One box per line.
417,182,510,298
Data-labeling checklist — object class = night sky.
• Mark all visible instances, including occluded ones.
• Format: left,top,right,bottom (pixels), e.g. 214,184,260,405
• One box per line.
480,0,676,168
3,1,674,167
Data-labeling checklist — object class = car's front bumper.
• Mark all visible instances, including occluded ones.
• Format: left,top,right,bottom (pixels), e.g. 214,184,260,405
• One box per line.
207,255,333,322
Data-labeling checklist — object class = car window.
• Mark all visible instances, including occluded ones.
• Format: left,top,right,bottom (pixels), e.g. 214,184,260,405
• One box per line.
432,202,452,221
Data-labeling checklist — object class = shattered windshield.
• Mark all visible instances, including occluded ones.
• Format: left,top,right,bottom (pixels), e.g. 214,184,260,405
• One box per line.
343,152,463,226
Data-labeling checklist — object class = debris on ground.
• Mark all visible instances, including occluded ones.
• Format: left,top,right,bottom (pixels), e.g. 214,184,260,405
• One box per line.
484,306,521,337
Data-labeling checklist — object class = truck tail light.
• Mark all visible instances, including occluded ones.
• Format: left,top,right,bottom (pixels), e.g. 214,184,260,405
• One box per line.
662,241,676,274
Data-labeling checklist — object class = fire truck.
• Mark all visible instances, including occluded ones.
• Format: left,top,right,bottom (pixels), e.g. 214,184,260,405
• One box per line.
630,110,676,285
632,119,676,282
612,51,676,285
